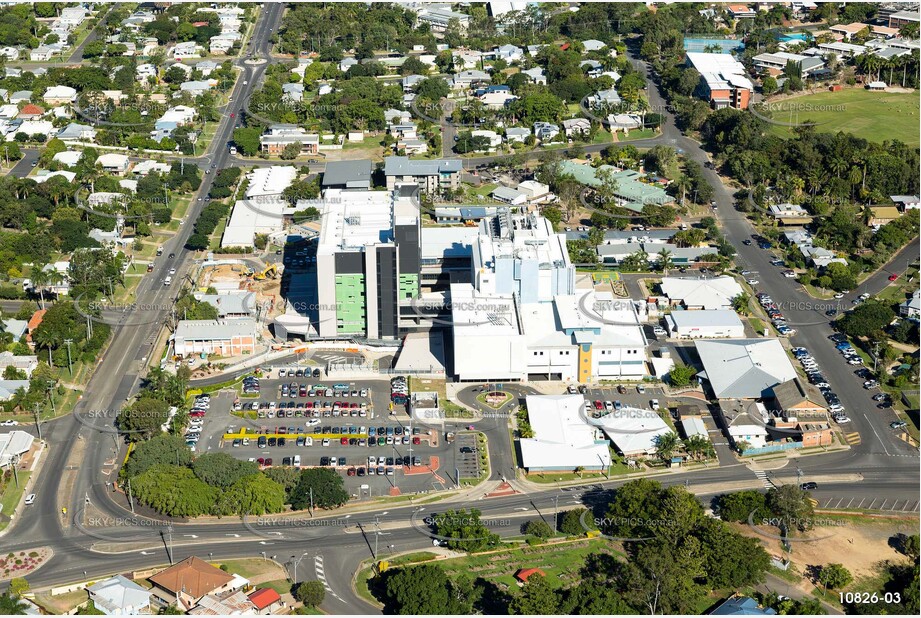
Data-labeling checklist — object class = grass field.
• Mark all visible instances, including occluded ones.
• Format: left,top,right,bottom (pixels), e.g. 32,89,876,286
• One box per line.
762,89,920,147
0,472,31,532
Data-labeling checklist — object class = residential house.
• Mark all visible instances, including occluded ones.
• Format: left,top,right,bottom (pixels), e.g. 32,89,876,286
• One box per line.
384,156,462,193
1,318,27,342
591,88,621,108
900,290,920,320
136,64,158,83
494,44,524,62
248,589,283,615
471,129,502,150
195,60,219,77
170,41,202,59
17,104,44,120
726,4,758,18
752,52,826,76
533,121,560,141
9,91,32,105
580,59,603,77
0,351,38,378
0,47,18,61
0,380,29,401
52,150,83,167
180,80,214,97
385,109,412,126
768,202,811,224
188,590,254,615
87,575,152,616
505,127,530,143
10,120,55,140
582,39,607,52
56,123,97,143
148,557,247,612
97,153,130,175
869,206,901,225
209,37,235,55
259,124,320,156
280,82,304,103
830,22,869,41
339,57,358,73
151,106,197,141
712,596,777,615
562,117,591,138
451,70,491,89
43,86,77,105
800,244,847,270
479,90,518,109
520,67,547,85
133,160,172,176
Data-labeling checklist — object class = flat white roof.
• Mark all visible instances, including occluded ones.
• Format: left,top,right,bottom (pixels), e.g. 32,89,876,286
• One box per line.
520,395,611,470
666,309,744,329
450,283,521,338
245,166,297,199
317,188,418,252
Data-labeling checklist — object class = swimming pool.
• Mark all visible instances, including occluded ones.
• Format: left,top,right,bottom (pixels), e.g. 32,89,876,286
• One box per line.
683,37,745,53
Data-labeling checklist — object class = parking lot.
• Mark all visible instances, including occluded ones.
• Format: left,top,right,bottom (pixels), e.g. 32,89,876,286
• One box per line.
188,376,456,497
580,384,666,417
454,433,482,480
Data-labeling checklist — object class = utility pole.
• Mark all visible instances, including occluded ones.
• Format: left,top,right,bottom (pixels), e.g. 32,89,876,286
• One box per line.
64,339,73,375
127,478,135,513
33,404,43,441
373,516,380,559
166,524,174,564
47,380,56,414
10,455,19,487
309,486,314,516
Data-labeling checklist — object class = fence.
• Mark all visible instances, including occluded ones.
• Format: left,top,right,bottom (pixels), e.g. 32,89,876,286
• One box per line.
742,441,803,456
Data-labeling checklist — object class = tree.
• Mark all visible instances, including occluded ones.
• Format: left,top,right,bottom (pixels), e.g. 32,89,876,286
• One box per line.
116,396,170,441
717,490,769,522
818,563,853,590
280,142,302,160
8,578,28,597
766,484,815,535
432,509,500,553
121,434,193,479
232,127,262,156
131,465,218,517
0,594,28,615
558,508,591,536
656,248,673,275
668,363,696,387
293,581,325,607
523,519,554,539
214,473,286,516
290,468,349,510
383,564,473,614
654,431,679,463
732,292,751,315
264,465,300,498
838,301,895,338
192,453,259,488
509,574,559,615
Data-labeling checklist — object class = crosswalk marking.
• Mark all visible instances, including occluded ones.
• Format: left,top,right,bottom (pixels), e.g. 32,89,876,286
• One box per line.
844,432,861,445
314,555,344,602
753,469,774,489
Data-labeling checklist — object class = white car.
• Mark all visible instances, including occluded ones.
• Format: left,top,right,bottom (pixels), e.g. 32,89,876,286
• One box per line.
636,384,646,394
650,399,660,410
0,419,17,426
653,326,667,336
24,493,35,506
306,418,321,426
747,279,759,285
834,416,851,424
834,293,845,299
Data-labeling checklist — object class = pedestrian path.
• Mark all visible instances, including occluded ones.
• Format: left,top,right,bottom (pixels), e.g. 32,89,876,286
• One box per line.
753,469,774,490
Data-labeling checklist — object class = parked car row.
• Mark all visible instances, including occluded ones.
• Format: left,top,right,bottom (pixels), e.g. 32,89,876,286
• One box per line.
278,367,322,378
756,292,796,337
791,347,848,423
236,399,370,418
829,334,865,366
186,395,211,446
242,376,260,395
391,376,408,406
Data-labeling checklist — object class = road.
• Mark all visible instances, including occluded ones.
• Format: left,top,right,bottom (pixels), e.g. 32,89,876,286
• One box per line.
5,147,40,178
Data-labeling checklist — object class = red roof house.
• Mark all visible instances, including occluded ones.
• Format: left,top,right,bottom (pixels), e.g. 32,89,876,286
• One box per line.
18,104,45,120
248,588,282,614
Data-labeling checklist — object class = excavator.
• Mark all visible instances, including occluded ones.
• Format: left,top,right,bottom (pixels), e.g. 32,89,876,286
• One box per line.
253,264,279,280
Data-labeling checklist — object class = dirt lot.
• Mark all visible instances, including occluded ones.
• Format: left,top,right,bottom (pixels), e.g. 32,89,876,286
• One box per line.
735,516,918,580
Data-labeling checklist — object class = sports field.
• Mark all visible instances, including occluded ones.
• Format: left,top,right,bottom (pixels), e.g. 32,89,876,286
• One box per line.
759,89,920,147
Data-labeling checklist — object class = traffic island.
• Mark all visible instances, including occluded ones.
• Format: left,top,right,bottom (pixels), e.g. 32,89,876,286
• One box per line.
0,547,52,581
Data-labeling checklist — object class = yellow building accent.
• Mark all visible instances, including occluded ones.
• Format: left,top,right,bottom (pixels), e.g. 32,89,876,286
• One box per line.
578,343,592,384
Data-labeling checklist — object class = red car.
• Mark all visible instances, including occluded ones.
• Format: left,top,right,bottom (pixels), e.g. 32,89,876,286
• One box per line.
889,274,899,281
257,457,265,466
340,437,349,445
593,400,603,410
413,437,421,445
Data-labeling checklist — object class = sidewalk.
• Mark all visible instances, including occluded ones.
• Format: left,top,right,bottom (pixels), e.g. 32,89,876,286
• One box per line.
0,440,46,539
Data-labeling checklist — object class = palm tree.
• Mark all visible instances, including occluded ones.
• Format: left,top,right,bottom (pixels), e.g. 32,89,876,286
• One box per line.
656,249,673,276
0,593,29,615
684,435,715,460
30,266,49,309
655,432,679,464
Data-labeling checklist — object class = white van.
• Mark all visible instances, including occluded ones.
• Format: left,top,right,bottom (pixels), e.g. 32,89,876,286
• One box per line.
293,455,301,467
163,276,172,286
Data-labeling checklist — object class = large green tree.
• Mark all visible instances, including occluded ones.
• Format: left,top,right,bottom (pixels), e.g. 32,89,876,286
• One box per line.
290,468,349,510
